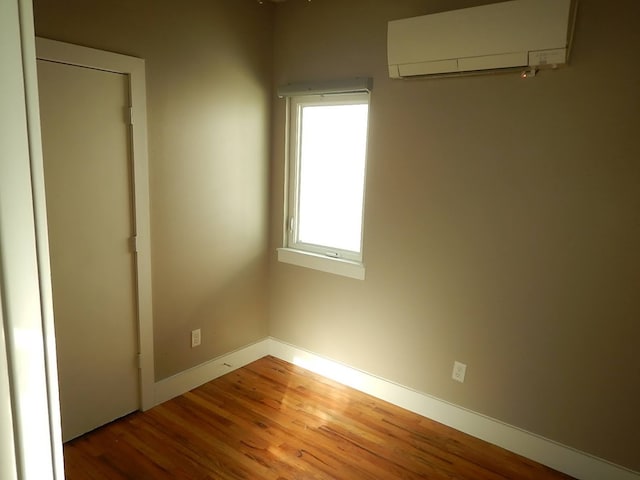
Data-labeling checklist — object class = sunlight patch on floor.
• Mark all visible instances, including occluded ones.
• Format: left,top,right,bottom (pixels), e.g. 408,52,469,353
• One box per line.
292,354,364,391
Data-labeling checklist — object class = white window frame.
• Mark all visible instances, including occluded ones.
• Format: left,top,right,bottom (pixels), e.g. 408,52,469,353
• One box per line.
277,80,372,280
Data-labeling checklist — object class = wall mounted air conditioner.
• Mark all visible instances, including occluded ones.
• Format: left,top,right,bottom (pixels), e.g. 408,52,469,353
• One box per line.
388,0,577,79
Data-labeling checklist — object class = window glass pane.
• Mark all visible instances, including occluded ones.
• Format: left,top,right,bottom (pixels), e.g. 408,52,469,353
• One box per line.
297,103,368,253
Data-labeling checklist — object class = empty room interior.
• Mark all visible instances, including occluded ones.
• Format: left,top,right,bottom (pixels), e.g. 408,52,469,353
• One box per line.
5,0,639,478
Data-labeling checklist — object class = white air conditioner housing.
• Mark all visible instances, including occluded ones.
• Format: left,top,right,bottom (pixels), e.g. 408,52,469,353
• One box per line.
388,0,576,79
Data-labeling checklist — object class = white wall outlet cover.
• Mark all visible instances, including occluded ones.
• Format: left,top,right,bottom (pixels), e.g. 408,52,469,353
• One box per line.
452,361,467,383
191,329,201,348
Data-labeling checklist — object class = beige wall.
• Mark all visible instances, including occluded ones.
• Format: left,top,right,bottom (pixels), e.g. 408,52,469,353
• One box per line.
269,0,640,472
32,0,640,472
33,0,274,380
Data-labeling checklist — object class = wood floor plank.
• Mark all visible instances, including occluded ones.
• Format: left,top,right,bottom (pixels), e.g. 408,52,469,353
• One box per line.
63,356,575,479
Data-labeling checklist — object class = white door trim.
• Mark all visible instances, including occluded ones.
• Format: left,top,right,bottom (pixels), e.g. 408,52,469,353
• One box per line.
1,1,64,478
36,37,155,411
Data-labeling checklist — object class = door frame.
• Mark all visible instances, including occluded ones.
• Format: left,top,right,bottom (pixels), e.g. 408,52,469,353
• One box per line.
1,1,64,478
36,37,155,411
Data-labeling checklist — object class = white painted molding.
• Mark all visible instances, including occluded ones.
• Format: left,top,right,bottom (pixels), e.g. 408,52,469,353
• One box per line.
1,2,66,478
267,338,640,480
154,339,270,405
152,337,639,480
277,248,365,280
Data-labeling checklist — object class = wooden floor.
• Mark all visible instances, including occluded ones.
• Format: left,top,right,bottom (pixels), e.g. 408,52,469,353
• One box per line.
64,356,575,479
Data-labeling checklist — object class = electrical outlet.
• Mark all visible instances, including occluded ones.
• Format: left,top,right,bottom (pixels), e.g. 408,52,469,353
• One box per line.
191,329,201,348
452,361,467,383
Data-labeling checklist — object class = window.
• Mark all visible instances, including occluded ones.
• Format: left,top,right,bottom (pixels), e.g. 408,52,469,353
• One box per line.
278,83,371,280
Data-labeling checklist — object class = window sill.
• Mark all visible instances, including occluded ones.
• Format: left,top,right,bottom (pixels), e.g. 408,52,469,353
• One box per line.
277,248,365,280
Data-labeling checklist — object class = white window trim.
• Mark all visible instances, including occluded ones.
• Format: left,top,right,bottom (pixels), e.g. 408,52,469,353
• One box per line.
278,80,372,280
288,92,369,262
277,248,365,280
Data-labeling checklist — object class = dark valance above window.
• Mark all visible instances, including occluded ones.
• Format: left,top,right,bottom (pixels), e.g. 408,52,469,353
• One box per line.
277,77,373,98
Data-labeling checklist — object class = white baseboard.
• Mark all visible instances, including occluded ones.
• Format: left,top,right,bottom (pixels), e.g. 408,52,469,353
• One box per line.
153,338,269,405
153,337,639,480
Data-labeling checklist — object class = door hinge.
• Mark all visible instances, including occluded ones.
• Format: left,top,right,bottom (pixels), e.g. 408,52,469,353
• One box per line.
137,353,142,369
129,235,139,253
127,106,134,125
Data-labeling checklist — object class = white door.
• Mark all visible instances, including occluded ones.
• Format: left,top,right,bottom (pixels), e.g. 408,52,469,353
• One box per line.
37,59,140,442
